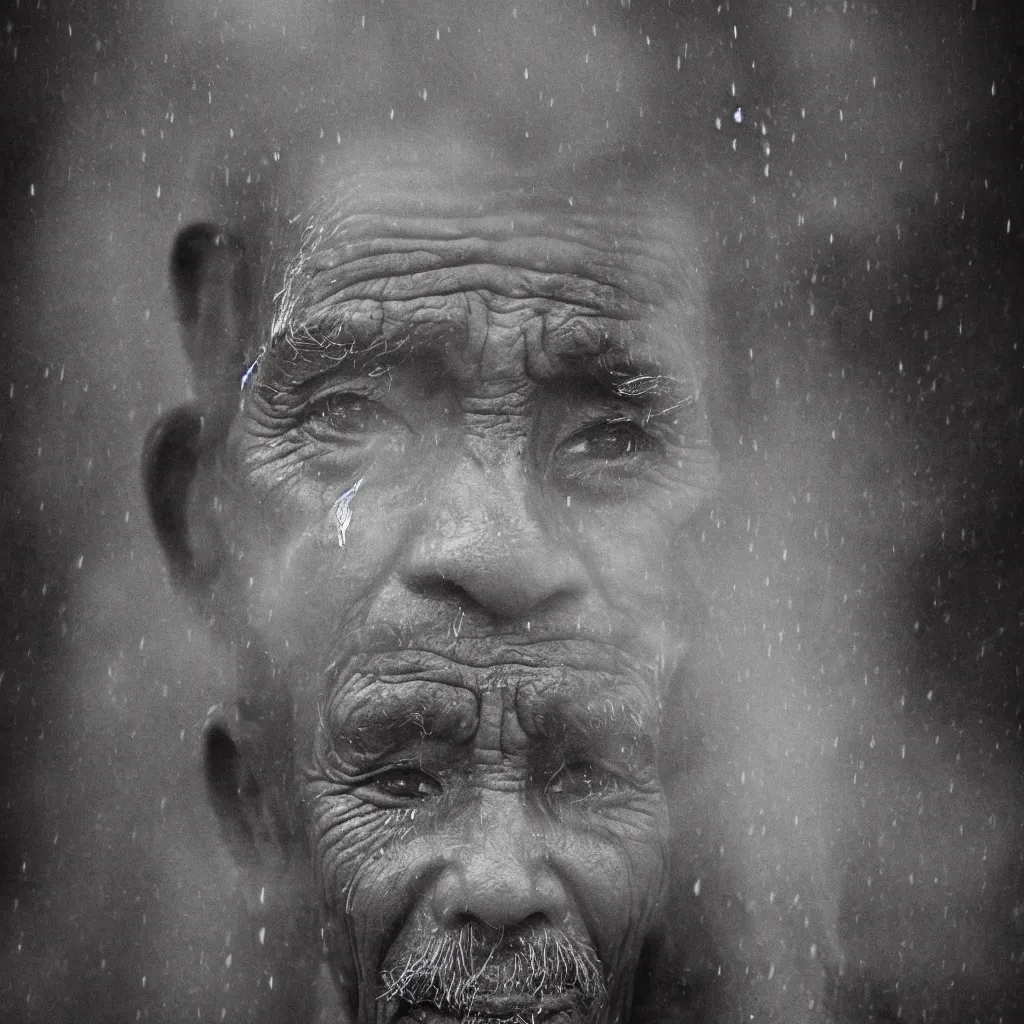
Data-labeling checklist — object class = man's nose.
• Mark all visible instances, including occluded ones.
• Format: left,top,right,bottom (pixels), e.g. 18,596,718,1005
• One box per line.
428,792,569,932
401,449,588,620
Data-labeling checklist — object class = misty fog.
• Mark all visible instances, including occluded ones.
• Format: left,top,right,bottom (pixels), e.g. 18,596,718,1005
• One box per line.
1,2,1021,1021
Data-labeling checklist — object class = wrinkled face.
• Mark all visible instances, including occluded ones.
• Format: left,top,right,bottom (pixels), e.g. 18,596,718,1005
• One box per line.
214,169,718,1023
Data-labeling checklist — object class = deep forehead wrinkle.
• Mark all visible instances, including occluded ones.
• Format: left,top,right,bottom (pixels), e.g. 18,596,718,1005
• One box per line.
270,166,705,346
256,296,698,404
307,213,695,301
275,215,700,331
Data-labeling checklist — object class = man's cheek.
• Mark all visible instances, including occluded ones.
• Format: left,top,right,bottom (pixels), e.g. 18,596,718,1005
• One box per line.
307,789,420,920
309,795,382,895
311,818,396,988
226,487,404,647
579,509,697,613
551,821,669,960
310,796,434,970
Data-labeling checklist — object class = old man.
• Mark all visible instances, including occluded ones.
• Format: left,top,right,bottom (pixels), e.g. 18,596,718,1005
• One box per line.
145,146,718,1023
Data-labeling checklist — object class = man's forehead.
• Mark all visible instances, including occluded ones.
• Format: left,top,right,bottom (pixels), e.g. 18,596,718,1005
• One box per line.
262,156,707,379
279,154,699,294
300,146,692,223
342,168,682,239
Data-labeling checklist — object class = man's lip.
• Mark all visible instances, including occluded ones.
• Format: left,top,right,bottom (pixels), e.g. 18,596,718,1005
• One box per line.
461,992,578,1015
394,991,578,1023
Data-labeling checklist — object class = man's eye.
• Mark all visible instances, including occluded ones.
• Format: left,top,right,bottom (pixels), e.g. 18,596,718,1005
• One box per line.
545,761,628,800
559,418,658,462
368,767,442,801
303,393,400,439
551,418,666,491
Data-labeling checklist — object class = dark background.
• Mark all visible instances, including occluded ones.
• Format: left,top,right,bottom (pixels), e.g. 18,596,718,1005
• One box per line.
1,1,1021,1020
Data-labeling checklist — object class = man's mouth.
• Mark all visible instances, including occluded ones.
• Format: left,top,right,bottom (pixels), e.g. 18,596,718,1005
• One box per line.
393,991,583,1023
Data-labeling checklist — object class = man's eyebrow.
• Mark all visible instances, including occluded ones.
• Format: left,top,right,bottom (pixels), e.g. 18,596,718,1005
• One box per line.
340,713,436,759
542,697,657,762
604,366,686,402
550,350,693,406
327,678,479,760
274,311,389,361
249,314,412,393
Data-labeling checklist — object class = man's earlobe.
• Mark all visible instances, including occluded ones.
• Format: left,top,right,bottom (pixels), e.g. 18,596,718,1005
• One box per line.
202,706,293,903
143,404,209,588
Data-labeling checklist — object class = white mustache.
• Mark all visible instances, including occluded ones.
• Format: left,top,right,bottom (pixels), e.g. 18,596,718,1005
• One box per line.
379,923,606,1019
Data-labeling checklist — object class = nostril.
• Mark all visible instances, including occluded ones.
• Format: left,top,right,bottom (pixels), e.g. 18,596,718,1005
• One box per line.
430,855,568,934
409,576,475,608
444,909,551,939
405,559,588,623
406,576,577,631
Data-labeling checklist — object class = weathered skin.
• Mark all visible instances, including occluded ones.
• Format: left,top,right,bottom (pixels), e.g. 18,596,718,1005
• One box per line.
146,158,719,1023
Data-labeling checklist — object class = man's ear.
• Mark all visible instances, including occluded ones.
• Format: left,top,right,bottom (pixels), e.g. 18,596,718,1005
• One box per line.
202,705,295,911
144,223,252,596
170,222,252,408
